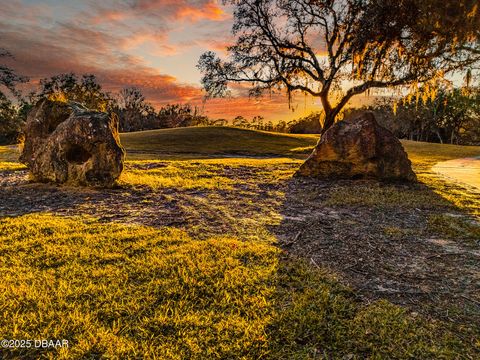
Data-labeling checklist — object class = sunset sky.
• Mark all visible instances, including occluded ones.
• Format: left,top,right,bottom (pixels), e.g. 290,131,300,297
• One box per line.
1,0,374,121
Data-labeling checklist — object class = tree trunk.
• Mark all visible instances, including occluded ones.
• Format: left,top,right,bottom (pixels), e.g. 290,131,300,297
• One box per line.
320,112,336,136
319,95,335,137
435,130,444,144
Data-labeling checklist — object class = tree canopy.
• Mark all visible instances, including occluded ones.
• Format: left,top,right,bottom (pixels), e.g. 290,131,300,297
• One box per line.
0,49,28,143
360,85,480,145
37,73,111,111
0,48,28,98
198,0,480,133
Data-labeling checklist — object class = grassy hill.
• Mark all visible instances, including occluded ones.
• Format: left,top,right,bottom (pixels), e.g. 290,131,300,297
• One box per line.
3,126,480,162
122,126,480,162
121,126,319,159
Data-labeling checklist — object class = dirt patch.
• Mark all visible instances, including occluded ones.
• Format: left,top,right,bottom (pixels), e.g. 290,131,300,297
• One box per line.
433,157,480,193
272,176,480,327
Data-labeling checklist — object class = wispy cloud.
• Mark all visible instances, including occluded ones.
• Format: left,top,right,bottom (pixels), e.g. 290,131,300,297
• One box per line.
0,0,328,121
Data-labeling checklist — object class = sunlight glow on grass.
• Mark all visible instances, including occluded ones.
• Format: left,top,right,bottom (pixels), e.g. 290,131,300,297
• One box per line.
0,161,26,171
120,158,301,190
0,214,472,359
120,162,234,190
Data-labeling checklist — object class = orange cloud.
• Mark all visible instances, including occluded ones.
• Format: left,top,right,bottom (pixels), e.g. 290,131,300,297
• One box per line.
176,2,228,21
92,0,229,24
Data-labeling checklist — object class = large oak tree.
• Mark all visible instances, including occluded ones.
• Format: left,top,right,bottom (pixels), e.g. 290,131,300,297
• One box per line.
198,0,480,134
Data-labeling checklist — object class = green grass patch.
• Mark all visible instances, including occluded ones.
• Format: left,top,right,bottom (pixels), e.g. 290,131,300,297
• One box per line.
323,182,451,209
0,214,278,359
270,259,474,358
402,140,480,167
428,214,480,241
0,214,476,359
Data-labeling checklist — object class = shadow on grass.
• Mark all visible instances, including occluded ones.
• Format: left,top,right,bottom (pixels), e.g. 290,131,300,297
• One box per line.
0,164,195,227
271,175,480,332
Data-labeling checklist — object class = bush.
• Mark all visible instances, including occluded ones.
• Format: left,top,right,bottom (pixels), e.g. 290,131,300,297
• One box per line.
0,93,23,145
287,112,323,134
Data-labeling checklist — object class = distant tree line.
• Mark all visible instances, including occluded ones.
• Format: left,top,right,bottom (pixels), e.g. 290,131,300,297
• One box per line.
1,49,479,145
346,85,480,145
228,113,323,134
278,84,480,145
111,87,210,132
0,69,215,144
229,83,480,146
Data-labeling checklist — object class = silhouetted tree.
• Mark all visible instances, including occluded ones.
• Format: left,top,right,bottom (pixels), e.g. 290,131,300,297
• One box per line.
38,73,111,111
114,87,155,131
198,0,480,135
233,115,247,127
0,48,28,98
0,49,28,143
158,104,196,128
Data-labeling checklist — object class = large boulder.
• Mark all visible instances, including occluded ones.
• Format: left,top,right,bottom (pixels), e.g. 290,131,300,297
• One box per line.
296,112,416,181
20,99,125,187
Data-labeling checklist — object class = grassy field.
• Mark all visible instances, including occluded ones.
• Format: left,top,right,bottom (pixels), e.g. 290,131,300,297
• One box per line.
0,127,479,359
402,139,480,165
3,126,479,162
121,126,480,161
121,126,318,160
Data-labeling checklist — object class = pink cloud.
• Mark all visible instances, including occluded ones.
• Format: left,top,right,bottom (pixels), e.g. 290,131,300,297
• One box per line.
92,0,229,25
